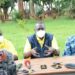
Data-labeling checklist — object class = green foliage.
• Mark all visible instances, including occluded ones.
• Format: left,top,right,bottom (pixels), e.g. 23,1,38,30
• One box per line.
35,5,43,16
0,0,7,6
62,0,70,9
41,0,53,5
53,0,62,9
33,0,53,5
23,0,30,2
17,19,27,30
0,0,16,10
11,9,23,21
62,0,75,19
69,8,75,19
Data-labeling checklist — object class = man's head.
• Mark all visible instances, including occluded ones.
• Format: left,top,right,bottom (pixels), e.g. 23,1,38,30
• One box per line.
35,22,46,39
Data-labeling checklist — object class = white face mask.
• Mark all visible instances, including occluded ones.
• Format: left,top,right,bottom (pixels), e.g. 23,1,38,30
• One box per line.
36,30,45,38
0,36,4,43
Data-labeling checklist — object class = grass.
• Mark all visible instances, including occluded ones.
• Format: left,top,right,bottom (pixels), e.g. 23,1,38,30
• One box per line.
0,17,75,59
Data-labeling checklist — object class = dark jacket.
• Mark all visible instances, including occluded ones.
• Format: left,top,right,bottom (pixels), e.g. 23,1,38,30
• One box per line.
28,33,53,58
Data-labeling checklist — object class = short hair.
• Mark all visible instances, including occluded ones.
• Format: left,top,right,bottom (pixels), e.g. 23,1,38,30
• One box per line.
35,21,45,30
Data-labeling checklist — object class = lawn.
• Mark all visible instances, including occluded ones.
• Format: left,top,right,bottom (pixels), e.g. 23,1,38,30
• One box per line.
0,17,75,59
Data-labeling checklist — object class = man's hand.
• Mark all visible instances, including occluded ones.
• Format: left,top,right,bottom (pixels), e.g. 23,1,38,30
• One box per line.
49,47,59,56
53,49,60,56
31,49,40,58
44,50,53,56
44,47,60,57
24,52,31,59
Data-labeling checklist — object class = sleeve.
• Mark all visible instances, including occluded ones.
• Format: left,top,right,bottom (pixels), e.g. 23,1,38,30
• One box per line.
24,38,31,53
52,36,59,50
5,40,18,56
63,40,72,56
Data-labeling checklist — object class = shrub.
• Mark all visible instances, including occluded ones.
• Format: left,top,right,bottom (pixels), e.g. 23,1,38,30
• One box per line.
17,19,27,29
11,9,23,21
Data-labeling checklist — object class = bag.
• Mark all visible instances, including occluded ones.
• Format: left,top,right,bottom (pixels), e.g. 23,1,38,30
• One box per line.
0,50,17,75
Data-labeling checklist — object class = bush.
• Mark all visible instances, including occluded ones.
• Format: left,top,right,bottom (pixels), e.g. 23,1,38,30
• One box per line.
69,8,75,19
62,8,75,19
17,19,27,29
11,9,23,21
24,9,30,19
35,5,43,17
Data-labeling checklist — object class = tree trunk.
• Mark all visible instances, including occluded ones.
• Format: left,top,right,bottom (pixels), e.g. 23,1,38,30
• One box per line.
0,8,2,20
18,0,25,19
50,2,52,11
29,0,35,18
3,8,8,20
0,8,5,22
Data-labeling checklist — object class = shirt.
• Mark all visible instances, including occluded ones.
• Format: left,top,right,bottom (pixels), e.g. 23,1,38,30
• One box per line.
0,39,18,56
63,35,75,56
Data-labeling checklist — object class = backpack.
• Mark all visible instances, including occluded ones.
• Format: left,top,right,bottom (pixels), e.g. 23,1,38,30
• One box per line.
0,50,17,75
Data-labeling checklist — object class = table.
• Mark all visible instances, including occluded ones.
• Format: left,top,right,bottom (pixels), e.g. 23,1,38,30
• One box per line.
16,56,75,75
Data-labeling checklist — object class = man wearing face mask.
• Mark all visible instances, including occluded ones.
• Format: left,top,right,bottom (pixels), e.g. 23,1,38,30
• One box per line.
24,22,59,58
0,32,18,60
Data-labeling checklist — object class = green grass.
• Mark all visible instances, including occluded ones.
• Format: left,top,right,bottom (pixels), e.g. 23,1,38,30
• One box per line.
0,17,75,59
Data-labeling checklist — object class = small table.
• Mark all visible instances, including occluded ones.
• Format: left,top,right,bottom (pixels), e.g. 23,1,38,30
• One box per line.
16,56,75,75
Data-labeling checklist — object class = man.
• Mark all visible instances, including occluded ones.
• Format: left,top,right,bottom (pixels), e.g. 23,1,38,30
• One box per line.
63,35,75,56
0,32,18,60
24,22,59,58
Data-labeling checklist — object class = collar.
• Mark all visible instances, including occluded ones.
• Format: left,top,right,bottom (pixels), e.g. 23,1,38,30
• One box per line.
36,36,45,42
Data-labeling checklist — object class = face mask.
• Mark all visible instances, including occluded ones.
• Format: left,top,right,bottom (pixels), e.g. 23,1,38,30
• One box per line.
36,30,45,38
0,36,4,43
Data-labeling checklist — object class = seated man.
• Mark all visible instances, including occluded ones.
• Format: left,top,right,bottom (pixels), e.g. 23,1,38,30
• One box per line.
63,35,75,56
0,32,18,60
24,22,59,58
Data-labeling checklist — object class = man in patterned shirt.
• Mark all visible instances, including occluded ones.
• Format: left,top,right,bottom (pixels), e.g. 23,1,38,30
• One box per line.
63,35,75,56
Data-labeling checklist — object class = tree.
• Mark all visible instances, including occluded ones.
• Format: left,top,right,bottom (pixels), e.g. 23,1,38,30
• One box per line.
29,0,35,17
62,0,75,19
18,0,25,19
0,0,7,6
53,0,62,15
0,0,7,21
0,0,16,20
